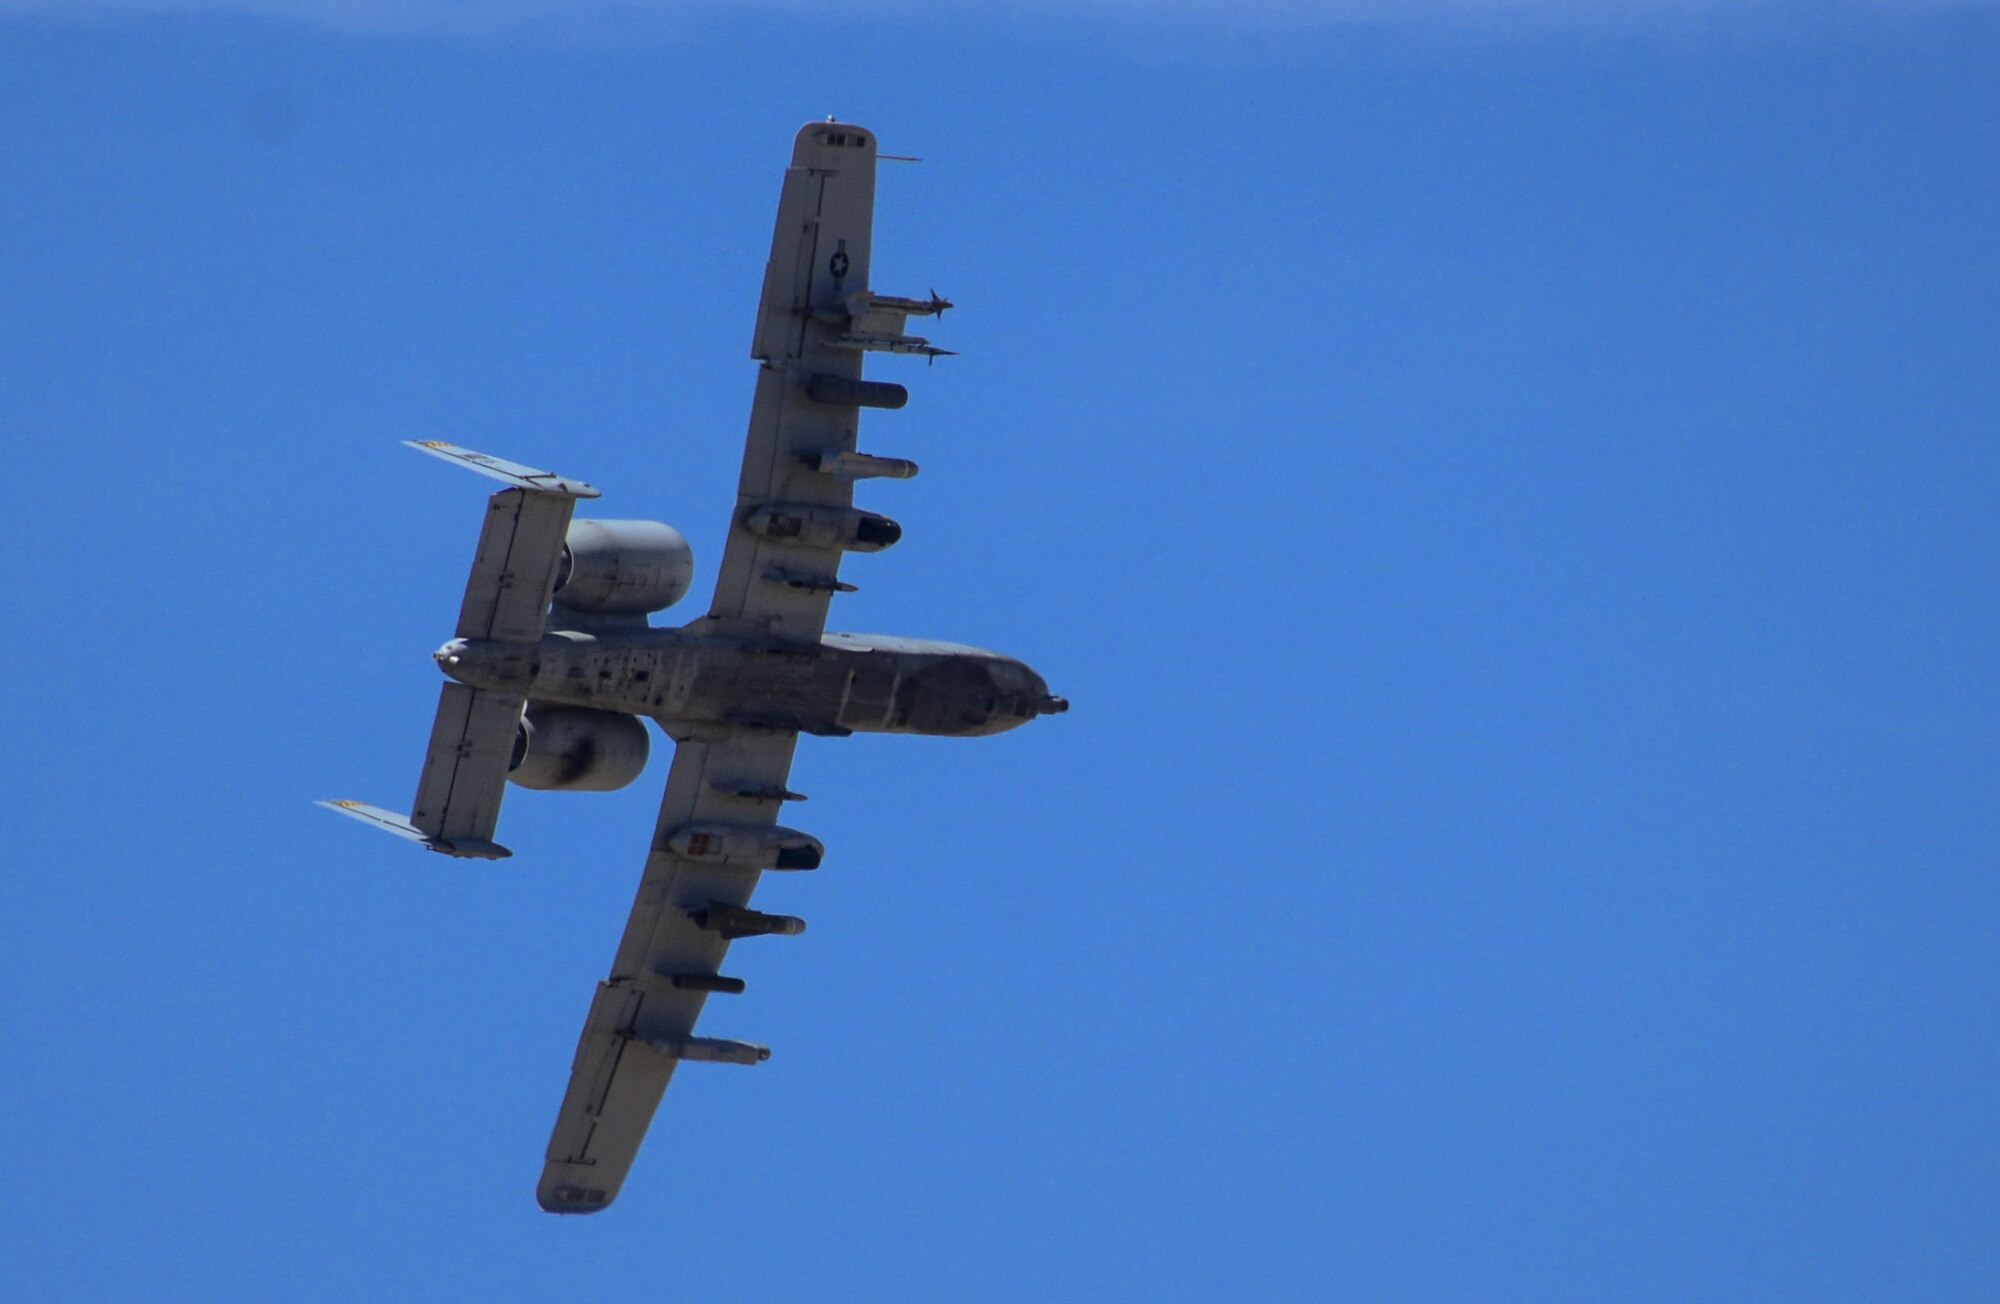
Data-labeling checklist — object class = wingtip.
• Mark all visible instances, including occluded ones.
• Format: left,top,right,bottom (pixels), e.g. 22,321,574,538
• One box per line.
318,800,512,859
538,1183,615,1215
429,837,514,861
401,439,601,499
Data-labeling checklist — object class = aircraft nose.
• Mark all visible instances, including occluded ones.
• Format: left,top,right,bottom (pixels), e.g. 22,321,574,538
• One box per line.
995,662,1067,720
1021,664,1067,716
434,638,471,672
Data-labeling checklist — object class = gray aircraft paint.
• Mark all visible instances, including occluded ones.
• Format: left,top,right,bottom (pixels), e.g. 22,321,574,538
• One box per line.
434,629,1060,739
322,120,1064,1215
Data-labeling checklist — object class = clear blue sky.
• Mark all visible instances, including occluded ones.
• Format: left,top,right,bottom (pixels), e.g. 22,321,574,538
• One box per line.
2,3,1995,1299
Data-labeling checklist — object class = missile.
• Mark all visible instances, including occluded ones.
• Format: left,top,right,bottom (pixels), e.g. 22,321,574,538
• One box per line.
668,972,747,995
805,448,920,481
805,373,908,409
689,903,808,939
646,1036,770,1066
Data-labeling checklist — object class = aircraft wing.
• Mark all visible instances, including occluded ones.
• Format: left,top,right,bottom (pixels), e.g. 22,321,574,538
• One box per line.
706,120,920,644
537,726,809,1213
540,120,922,1213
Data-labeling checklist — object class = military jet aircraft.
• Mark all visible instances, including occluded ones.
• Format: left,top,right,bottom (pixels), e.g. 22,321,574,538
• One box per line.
321,121,1067,1214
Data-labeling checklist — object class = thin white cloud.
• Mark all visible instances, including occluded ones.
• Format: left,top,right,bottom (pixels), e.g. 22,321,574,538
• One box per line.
0,0,1987,37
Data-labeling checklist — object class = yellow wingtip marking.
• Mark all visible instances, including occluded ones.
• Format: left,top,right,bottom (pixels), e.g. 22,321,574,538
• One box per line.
418,440,449,449
336,800,360,808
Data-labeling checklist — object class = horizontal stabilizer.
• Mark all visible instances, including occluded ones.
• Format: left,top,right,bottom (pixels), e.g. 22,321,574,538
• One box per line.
404,440,601,499
411,684,524,850
456,488,577,644
316,799,512,859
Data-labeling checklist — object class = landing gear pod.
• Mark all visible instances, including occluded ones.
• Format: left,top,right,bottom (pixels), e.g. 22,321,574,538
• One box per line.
666,822,824,870
745,503,901,552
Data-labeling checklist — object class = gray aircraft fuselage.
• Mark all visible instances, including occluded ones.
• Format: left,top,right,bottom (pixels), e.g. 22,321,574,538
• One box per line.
435,622,1067,739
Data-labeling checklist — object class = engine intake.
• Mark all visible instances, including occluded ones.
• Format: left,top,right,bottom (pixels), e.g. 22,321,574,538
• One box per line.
508,706,650,791
554,519,694,614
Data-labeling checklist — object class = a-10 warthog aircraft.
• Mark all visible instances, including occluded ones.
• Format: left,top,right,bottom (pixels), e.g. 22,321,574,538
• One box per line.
322,121,1066,1214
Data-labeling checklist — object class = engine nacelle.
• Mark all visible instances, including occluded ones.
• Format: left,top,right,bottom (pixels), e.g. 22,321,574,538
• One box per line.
508,706,650,792
554,519,694,614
